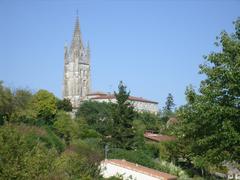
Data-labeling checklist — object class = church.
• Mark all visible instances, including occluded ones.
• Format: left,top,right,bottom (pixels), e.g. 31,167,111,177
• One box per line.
63,16,159,114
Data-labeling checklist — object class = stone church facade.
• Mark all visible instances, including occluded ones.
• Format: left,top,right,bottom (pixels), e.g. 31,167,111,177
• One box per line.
63,16,91,108
63,16,159,114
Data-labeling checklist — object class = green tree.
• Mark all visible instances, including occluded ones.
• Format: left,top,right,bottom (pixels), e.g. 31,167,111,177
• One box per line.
53,111,79,145
163,93,175,117
133,119,146,149
31,90,57,124
76,101,113,136
56,98,72,112
111,81,136,150
10,89,34,124
13,89,33,110
0,81,13,124
165,93,175,111
176,18,240,172
136,112,162,132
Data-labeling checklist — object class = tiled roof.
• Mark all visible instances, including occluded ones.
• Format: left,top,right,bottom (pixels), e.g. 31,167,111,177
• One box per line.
144,132,176,142
104,159,177,180
87,92,108,96
89,94,158,104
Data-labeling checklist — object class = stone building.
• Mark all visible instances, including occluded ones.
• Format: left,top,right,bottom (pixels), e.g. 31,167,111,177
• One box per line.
86,92,159,114
100,159,177,180
63,16,158,113
63,16,91,108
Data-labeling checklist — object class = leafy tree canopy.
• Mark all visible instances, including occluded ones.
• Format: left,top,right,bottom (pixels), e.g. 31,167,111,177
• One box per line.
76,101,113,136
31,89,57,124
0,81,13,123
176,18,240,171
56,98,72,112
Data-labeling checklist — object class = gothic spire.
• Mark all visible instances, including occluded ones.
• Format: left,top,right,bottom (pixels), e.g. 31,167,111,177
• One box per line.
64,41,68,64
71,14,82,49
86,41,90,64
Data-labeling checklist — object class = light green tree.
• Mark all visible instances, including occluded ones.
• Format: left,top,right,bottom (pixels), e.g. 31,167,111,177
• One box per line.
0,124,57,179
53,111,79,145
0,81,13,124
176,18,240,172
10,89,34,124
31,89,57,124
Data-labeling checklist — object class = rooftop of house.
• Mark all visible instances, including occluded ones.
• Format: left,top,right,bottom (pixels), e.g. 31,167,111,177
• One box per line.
103,159,177,180
87,92,158,104
144,132,176,142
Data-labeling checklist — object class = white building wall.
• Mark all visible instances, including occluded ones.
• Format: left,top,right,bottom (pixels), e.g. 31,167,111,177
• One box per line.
101,162,162,180
91,98,158,114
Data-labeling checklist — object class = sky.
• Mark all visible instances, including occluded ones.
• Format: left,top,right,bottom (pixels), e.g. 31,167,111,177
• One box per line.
0,0,239,108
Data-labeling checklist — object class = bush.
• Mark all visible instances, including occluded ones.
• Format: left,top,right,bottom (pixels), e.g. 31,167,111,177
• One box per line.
108,148,155,168
0,124,57,179
155,160,189,179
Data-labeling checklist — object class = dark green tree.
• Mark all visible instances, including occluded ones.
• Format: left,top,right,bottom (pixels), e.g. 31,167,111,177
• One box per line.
176,18,240,172
56,98,72,112
111,81,136,150
164,93,175,112
136,112,162,132
76,101,113,136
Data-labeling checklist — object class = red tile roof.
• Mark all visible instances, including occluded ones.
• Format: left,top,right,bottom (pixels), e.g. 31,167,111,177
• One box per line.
87,92,108,96
104,159,177,180
144,132,176,142
89,93,158,104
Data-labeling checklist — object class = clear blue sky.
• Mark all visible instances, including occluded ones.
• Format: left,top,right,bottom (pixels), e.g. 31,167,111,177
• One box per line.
0,0,239,108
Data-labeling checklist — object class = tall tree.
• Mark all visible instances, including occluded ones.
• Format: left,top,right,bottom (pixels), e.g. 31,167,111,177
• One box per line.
162,93,175,119
31,90,57,124
176,18,240,172
111,81,136,150
164,93,175,112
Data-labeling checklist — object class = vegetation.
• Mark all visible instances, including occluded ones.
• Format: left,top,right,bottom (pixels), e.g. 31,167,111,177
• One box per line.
111,81,136,150
57,98,73,112
171,18,240,175
0,18,239,179
0,85,103,179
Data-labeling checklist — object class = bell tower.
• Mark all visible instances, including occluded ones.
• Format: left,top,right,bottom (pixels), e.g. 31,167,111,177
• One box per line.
63,15,91,109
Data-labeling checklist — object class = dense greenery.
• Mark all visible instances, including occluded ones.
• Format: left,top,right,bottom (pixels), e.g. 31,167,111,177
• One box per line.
0,85,103,179
57,98,73,112
76,100,113,136
0,18,239,180
111,81,136,150
167,18,240,176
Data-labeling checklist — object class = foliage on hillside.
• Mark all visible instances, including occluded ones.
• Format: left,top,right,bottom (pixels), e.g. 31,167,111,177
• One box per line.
164,18,240,177
0,85,103,179
0,17,239,180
